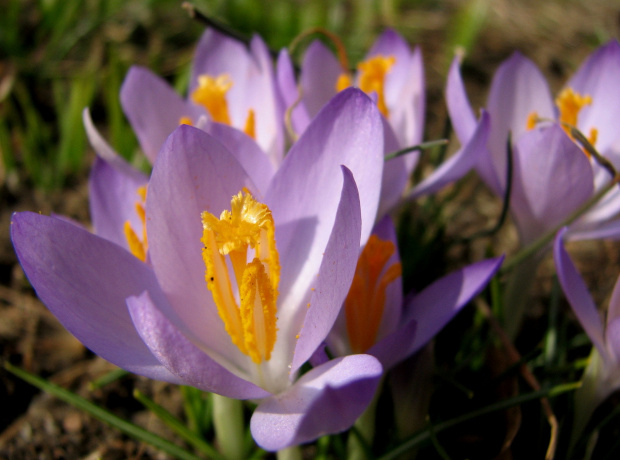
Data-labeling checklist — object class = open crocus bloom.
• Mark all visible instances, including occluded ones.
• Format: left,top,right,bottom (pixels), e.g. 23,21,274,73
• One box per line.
327,216,504,370
278,28,491,216
12,89,386,450
448,41,620,244
554,228,620,433
121,28,285,166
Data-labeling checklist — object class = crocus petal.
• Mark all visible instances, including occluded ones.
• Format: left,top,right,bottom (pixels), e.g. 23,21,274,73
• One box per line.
569,215,620,241
403,257,504,354
120,66,200,164
510,125,593,244
553,228,607,356
147,125,257,368
250,354,382,451
10,212,181,383
568,40,620,153
89,156,147,250
606,316,620,365
266,89,383,316
203,120,275,193
379,118,414,217
446,56,477,144
83,108,145,181
277,49,311,135
300,40,342,118
367,317,417,370
290,166,361,373
486,52,555,191
127,291,270,399
409,110,490,199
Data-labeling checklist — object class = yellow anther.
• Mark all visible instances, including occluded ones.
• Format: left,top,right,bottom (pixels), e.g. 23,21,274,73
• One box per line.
191,74,233,124
526,111,539,131
336,55,396,117
124,185,148,262
179,116,193,126
556,88,592,129
244,109,256,140
345,234,402,353
201,190,279,363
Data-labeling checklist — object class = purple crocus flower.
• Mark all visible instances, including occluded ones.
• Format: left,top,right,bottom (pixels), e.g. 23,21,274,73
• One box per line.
121,28,285,166
12,89,386,451
448,41,620,244
327,216,504,370
554,227,620,437
278,28,491,216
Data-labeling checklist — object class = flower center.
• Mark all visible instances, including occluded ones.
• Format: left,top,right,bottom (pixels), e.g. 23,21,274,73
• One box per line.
201,189,279,364
190,74,256,139
124,185,148,262
344,234,402,353
336,55,396,117
526,87,598,155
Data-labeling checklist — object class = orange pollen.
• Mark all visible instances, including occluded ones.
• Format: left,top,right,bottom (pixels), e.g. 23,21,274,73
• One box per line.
336,55,396,117
526,111,539,131
179,116,193,126
123,185,148,262
345,234,402,353
201,189,280,364
191,74,233,125
244,109,256,140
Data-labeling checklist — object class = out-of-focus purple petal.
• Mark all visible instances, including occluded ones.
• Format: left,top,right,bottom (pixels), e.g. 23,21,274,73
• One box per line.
127,291,270,399
486,52,554,191
553,228,607,356
89,157,147,250
300,40,342,118
446,56,477,143
203,121,275,194
266,89,383,314
290,167,361,374
120,66,200,164
147,125,257,367
568,40,620,153
510,125,593,244
379,118,414,217
606,317,620,365
10,212,182,383
367,318,417,370
410,110,490,199
277,49,311,136
83,109,145,181
608,273,620,327
250,355,382,451
403,257,504,354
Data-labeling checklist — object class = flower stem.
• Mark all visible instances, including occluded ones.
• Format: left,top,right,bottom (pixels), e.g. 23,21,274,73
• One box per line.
212,394,245,460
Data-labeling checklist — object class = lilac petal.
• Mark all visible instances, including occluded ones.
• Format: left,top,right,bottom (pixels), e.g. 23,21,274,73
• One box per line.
300,40,342,118
277,49,311,136
606,317,620,365
568,40,620,153
10,212,181,383
367,317,417,370
388,45,425,147
608,273,620,327
409,110,490,199
127,291,270,399
266,89,383,314
290,166,361,374
510,125,593,244
379,118,414,217
190,29,251,96
553,228,606,356
83,108,145,181
120,66,200,164
446,56,477,143
486,52,554,191
568,218,620,241
89,156,147,250
147,125,257,365
403,257,504,354
203,121,275,193
250,355,382,451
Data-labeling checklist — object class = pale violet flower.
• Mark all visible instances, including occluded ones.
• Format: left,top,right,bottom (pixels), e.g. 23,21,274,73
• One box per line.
278,28,491,216
12,89,386,450
448,41,620,244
